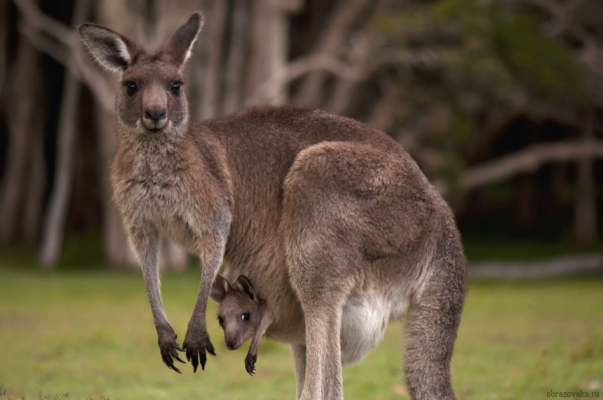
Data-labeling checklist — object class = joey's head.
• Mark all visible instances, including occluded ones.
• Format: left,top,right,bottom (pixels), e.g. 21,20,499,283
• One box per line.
210,275,261,351
78,13,203,137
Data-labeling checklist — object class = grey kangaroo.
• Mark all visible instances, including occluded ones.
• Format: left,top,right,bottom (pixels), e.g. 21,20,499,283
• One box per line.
79,11,466,400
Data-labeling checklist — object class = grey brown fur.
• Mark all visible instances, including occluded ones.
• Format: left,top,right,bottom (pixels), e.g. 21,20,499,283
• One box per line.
79,12,467,400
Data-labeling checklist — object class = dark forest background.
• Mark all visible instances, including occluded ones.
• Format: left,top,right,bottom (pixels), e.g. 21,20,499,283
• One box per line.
1,0,602,270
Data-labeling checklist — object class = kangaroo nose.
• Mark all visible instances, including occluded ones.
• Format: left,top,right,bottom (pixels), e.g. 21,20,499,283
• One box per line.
227,339,237,350
144,108,166,122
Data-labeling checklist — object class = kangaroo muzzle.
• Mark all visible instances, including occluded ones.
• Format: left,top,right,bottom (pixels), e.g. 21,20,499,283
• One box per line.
142,85,169,132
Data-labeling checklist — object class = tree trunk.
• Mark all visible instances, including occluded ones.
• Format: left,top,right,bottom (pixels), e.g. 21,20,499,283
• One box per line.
39,0,90,267
21,90,46,243
95,105,138,267
542,163,566,215
572,110,598,244
223,0,250,115
0,0,7,100
199,0,227,119
159,238,189,272
293,0,369,107
0,34,38,243
324,0,390,115
247,0,299,106
514,173,535,228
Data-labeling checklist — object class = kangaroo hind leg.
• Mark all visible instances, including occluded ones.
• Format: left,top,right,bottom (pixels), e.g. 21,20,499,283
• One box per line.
403,228,466,400
297,284,347,400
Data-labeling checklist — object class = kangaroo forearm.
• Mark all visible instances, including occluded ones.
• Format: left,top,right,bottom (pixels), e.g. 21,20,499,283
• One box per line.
129,225,169,328
248,332,262,356
144,271,169,328
190,249,225,328
248,310,272,355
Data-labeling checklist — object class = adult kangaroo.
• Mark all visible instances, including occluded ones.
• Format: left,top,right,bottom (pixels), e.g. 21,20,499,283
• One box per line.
79,12,466,400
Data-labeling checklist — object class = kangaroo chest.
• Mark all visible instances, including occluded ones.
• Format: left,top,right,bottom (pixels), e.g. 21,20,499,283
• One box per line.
116,159,203,253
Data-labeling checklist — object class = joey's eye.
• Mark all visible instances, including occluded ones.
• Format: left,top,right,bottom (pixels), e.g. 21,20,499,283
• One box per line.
241,313,250,321
171,82,183,95
123,81,138,95
217,316,224,325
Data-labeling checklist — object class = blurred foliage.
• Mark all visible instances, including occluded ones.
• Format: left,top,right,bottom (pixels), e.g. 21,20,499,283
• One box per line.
372,0,586,185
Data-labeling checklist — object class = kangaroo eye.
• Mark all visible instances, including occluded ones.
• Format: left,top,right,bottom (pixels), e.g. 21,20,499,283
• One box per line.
217,316,224,325
241,313,250,321
123,81,138,95
171,82,183,95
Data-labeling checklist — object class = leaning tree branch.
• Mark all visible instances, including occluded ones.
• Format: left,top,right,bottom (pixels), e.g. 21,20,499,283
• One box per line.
246,49,450,105
13,0,114,111
245,53,364,106
12,0,76,47
293,0,372,106
436,140,603,195
18,23,70,71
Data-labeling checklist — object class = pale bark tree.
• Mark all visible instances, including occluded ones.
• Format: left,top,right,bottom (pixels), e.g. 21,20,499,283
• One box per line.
223,0,250,114
324,0,394,116
247,0,303,106
39,0,91,267
199,0,227,119
293,0,369,107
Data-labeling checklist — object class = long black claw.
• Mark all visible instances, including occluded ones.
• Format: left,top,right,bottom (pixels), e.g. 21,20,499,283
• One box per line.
207,343,216,357
176,344,185,352
162,354,181,374
192,354,199,373
175,355,186,364
200,351,207,371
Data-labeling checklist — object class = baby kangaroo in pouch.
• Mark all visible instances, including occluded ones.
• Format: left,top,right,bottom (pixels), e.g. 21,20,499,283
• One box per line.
79,10,467,400
210,275,272,376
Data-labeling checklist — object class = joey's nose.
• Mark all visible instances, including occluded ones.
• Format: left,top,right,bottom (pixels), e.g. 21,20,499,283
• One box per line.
144,108,166,122
226,339,237,350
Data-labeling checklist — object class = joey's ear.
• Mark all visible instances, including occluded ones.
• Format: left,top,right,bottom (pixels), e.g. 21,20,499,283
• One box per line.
78,23,141,72
234,276,258,303
210,275,230,304
158,12,204,66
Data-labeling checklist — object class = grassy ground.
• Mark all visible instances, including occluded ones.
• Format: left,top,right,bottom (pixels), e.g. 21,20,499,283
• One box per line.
0,257,602,399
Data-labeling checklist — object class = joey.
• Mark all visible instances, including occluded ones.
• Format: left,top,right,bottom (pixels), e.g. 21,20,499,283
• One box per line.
210,275,272,376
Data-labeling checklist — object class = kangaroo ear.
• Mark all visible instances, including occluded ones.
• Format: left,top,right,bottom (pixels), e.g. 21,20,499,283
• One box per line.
234,276,258,303
210,275,230,304
159,12,204,66
78,23,140,72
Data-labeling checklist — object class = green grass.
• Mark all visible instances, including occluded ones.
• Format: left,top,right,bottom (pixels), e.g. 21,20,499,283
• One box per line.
0,264,602,399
